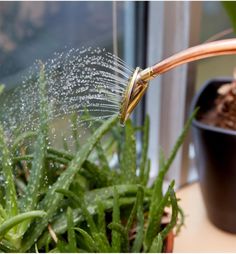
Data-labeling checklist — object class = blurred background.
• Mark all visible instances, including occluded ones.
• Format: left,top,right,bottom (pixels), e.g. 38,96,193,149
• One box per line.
0,1,235,187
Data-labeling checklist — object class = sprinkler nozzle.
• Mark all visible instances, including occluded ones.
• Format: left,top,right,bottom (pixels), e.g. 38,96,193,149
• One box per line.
119,67,150,125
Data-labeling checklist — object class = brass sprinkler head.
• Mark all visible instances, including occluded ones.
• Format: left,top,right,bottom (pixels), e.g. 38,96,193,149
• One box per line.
119,67,150,125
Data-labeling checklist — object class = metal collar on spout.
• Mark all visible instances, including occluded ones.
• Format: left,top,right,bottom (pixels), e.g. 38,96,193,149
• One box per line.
119,67,149,125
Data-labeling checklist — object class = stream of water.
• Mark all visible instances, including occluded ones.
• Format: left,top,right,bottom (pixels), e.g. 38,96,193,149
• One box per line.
0,47,134,146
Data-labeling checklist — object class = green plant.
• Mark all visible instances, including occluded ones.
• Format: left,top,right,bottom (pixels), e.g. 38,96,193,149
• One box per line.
223,2,236,34
0,65,196,252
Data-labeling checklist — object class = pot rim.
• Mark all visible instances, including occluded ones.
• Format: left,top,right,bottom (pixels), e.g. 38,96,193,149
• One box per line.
163,230,174,253
191,77,236,136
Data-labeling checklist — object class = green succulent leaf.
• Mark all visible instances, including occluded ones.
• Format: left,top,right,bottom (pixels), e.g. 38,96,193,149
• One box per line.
71,112,80,150
131,185,145,253
120,119,137,184
140,115,149,184
56,189,80,206
97,200,106,236
0,239,18,252
19,63,49,235
160,188,178,240
0,69,192,253
0,125,18,218
0,84,4,95
82,160,110,187
66,207,77,252
144,181,175,252
74,227,98,252
108,222,129,253
92,232,111,253
143,159,151,187
12,131,37,154
37,196,138,249
0,211,46,238
111,186,121,253
151,108,198,216
126,185,144,233
149,233,163,253
175,206,185,236
222,2,236,34
20,116,117,252
95,141,110,172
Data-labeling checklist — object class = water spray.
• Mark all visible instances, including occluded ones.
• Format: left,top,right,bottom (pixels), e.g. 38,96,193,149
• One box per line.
119,39,236,125
2,40,236,134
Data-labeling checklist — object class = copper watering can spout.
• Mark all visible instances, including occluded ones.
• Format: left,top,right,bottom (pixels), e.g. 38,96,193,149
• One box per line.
119,38,236,125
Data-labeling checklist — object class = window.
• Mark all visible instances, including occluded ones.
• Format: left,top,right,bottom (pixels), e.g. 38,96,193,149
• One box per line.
3,2,229,187
0,2,127,88
0,1,137,149
145,1,201,185
196,2,236,89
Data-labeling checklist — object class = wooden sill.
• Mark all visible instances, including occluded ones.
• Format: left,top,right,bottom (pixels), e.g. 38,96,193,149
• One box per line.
174,182,236,252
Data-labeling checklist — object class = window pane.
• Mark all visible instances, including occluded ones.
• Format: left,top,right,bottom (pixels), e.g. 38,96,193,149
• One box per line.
0,1,125,87
0,1,135,150
196,2,236,90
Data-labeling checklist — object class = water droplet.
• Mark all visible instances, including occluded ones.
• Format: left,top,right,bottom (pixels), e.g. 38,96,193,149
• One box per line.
0,47,132,150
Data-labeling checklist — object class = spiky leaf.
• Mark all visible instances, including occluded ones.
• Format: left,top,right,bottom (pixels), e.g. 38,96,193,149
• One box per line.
0,125,18,218
120,119,136,183
19,63,48,235
149,234,163,253
222,2,236,34
0,211,45,238
140,115,149,184
20,116,117,252
66,207,77,252
111,187,121,253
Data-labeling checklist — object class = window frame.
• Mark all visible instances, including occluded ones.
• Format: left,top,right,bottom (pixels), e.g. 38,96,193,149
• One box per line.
145,1,202,187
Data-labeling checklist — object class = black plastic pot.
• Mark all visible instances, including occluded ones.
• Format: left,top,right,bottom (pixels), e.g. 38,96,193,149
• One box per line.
191,78,236,234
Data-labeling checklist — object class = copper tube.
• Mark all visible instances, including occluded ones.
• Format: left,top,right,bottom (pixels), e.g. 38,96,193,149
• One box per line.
138,38,236,81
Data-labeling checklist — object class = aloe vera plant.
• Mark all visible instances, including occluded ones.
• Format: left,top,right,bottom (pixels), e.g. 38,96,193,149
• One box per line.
0,64,196,252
